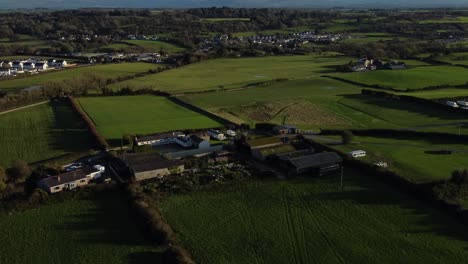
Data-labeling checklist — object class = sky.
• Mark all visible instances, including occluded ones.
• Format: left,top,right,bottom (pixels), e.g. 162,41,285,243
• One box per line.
2,0,468,9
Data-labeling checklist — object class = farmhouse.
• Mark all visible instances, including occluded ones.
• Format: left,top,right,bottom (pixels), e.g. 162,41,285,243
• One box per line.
0,68,11,77
122,152,184,181
37,166,102,194
285,152,343,176
12,61,23,71
54,60,68,68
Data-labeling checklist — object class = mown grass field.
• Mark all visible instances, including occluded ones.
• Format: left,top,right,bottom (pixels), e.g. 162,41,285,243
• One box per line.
0,101,92,167
332,66,468,91
0,191,161,264
180,77,468,135
434,52,468,66
419,16,468,24
324,135,468,183
123,40,187,53
405,88,468,99
109,55,353,93
77,96,221,142
0,63,157,92
160,173,468,264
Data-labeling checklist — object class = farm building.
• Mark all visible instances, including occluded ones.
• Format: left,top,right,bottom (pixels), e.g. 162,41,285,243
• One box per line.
189,135,211,149
273,125,299,135
122,152,184,181
251,144,296,161
282,152,343,176
135,132,184,146
246,136,285,150
37,166,102,194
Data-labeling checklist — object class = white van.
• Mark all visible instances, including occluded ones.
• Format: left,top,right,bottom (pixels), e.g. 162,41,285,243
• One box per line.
349,150,366,158
447,101,459,108
457,101,468,107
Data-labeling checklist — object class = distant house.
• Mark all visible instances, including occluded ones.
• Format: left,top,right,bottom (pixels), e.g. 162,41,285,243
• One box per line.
273,125,299,135
37,167,100,194
12,61,24,71
386,61,407,70
23,62,35,71
122,152,184,181
1,61,13,68
0,68,11,77
35,62,48,71
54,60,68,68
135,132,185,146
189,135,210,149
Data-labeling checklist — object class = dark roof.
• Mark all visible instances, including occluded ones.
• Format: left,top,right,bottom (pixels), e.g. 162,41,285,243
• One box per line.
276,149,315,161
81,165,100,175
36,62,46,66
56,60,66,63
137,132,183,142
123,152,183,173
39,170,87,188
189,135,205,144
288,152,342,170
247,137,282,148
23,62,34,66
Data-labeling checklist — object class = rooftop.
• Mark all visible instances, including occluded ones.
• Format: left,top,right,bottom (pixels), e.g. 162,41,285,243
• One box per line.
39,170,88,188
122,152,183,173
137,131,184,142
247,137,283,148
288,152,343,170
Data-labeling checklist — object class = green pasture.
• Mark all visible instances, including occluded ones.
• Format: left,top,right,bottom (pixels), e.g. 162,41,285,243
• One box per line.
0,101,92,168
433,52,468,66
77,96,221,143
326,135,468,183
0,63,157,92
419,16,468,24
110,55,353,93
0,191,160,264
332,66,468,90
160,173,468,263
123,40,187,53
180,77,468,134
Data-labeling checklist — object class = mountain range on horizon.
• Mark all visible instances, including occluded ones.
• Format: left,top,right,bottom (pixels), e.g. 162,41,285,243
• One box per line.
2,0,468,9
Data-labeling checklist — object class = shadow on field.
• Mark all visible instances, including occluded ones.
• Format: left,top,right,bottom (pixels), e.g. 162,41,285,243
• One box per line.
341,94,466,122
296,170,468,247
53,191,164,262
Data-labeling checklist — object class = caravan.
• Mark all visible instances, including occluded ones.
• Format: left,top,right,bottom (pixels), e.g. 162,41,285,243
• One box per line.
348,150,366,158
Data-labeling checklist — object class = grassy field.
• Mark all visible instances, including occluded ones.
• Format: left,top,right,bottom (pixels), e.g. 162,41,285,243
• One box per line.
0,100,92,167
123,40,187,53
402,88,468,99
201,18,251,22
77,96,222,143
419,16,468,24
110,55,353,93
433,52,468,66
332,66,468,90
324,135,468,183
0,63,157,92
179,77,468,134
160,173,468,263
0,191,161,264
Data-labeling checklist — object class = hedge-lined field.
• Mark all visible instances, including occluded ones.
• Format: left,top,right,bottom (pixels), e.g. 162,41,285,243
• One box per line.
160,172,468,263
77,96,221,142
332,66,468,91
0,191,161,264
0,63,157,92
109,55,353,93
0,100,92,167
328,135,468,183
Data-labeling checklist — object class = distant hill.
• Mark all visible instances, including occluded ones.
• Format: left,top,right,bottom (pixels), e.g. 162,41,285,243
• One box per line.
2,0,468,9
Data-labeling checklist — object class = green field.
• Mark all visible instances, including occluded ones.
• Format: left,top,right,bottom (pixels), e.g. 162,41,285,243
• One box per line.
0,63,157,92
419,16,468,24
0,101,92,167
201,18,251,22
179,77,468,134
77,96,222,142
434,52,468,66
0,191,161,264
333,66,468,90
325,135,468,183
160,173,468,263
110,55,353,93
123,40,187,53
403,88,468,99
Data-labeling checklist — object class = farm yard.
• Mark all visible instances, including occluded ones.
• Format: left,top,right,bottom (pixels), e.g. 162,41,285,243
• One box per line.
0,190,161,264
331,66,468,91
323,135,468,183
109,55,353,93
160,172,468,264
77,95,222,143
0,63,158,92
0,100,92,167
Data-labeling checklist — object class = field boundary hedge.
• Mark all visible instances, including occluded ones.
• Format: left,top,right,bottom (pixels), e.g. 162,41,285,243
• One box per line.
303,137,468,225
68,96,110,150
125,184,195,264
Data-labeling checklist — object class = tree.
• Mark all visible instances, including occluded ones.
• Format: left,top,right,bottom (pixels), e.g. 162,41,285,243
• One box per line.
0,166,7,192
9,160,32,184
341,130,354,145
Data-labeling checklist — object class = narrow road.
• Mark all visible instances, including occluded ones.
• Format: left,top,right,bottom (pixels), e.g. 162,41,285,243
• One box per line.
0,101,49,115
